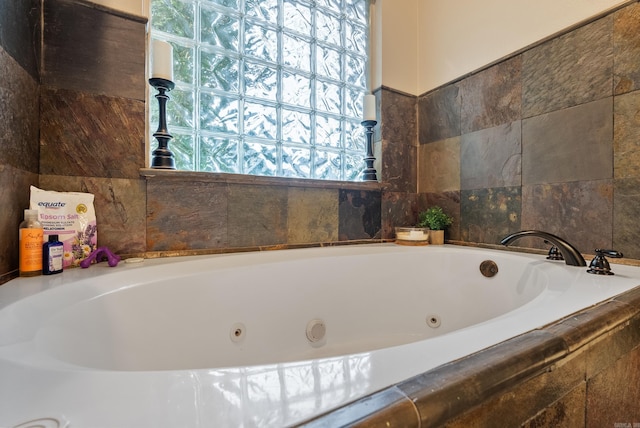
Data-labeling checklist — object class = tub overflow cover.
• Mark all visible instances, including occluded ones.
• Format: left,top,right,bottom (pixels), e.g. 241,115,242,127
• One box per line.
480,260,499,278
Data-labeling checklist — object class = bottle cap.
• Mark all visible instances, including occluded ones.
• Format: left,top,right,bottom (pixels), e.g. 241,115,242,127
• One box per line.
25,209,38,218
48,235,59,242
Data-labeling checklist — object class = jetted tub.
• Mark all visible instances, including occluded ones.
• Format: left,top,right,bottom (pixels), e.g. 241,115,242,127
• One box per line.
1,243,639,427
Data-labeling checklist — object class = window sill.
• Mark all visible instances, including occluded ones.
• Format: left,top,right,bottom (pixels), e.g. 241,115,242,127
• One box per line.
139,169,382,190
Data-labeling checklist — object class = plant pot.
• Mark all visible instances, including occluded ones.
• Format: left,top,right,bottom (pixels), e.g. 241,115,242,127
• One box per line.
429,229,445,245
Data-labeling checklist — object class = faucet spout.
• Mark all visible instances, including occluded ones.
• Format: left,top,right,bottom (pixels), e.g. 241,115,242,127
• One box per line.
500,230,586,267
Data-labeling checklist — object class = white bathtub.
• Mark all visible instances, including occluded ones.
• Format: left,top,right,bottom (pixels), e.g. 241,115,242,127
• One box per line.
0,243,639,427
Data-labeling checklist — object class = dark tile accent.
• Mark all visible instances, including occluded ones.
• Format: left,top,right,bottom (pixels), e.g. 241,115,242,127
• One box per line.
382,191,418,238
380,89,417,193
0,47,40,173
545,300,636,353
521,180,613,254
584,312,640,380
586,328,640,424
460,55,522,134
398,330,567,428
43,0,146,100
521,384,586,428
0,0,40,79
418,84,461,144
418,191,461,242
40,175,147,255
40,88,146,179
614,90,640,179
460,187,521,245
448,352,585,428
228,184,287,247
147,179,228,251
522,98,613,186
338,189,381,240
0,166,39,278
287,187,339,244
614,2,640,95
613,178,640,259
417,136,460,193
299,386,418,428
522,16,613,118
460,121,521,190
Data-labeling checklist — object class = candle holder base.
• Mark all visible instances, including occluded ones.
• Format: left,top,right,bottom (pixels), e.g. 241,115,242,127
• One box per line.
149,78,176,170
361,119,378,182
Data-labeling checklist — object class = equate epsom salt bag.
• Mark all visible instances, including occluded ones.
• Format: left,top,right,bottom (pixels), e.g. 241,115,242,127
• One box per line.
30,186,97,268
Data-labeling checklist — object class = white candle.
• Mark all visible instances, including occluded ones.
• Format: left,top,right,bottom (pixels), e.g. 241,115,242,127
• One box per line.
363,94,376,121
151,39,174,81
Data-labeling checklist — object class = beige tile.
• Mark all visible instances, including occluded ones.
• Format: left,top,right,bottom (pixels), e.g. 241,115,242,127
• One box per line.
418,137,460,193
287,187,339,244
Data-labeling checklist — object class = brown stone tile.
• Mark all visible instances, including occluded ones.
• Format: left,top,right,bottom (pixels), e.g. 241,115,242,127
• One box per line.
227,184,287,247
521,180,613,254
614,90,640,179
0,165,39,278
43,0,146,100
460,187,521,245
460,121,521,190
382,191,418,238
287,187,339,244
614,178,640,259
522,16,613,117
418,84,461,144
522,98,613,186
0,47,39,173
612,286,640,313
398,330,567,427
379,88,417,192
418,192,461,242
40,88,146,179
544,300,636,353
586,342,640,424
299,386,418,428
40,175,147,255
338,189,382,240
521,383,586,428
585,313,640,380
460,55,522,134
0,0,40,79
147,179,227,251
447,356,586,428
417,136,460,193
614,2,640,95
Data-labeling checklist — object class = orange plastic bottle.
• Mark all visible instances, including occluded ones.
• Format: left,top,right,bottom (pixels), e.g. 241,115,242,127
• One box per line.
19,209,43,277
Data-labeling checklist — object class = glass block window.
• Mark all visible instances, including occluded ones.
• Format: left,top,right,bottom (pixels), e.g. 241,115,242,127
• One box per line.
150,0,370,181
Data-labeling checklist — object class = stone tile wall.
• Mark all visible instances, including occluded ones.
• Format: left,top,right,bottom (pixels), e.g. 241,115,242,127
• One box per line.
0,0,41,283
418,2,640,258
0,0,386,283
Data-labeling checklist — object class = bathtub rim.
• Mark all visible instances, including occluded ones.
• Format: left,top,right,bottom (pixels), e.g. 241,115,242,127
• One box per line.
0,244,640,424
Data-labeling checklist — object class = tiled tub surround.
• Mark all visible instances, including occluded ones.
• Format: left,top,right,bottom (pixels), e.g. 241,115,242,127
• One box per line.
418,1,640,258
2,244,640,427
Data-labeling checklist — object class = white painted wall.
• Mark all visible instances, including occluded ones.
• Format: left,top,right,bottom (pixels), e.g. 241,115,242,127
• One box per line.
87,0,630,96
416,0,629,94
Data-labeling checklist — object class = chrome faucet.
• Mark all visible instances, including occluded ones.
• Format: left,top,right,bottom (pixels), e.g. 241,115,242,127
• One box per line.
500,230,586,267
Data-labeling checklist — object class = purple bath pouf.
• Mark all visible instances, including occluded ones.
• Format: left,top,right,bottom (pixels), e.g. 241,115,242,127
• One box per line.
80,247,121,268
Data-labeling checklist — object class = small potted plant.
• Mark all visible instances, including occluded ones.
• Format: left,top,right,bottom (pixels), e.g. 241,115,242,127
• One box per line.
417,206,453,245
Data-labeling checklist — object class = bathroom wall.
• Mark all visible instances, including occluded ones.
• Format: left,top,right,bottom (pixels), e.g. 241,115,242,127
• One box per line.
0,0,41,283
419,1,640,259
0,0,395,284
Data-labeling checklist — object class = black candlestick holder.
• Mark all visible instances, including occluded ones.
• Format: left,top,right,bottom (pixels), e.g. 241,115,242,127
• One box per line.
361,119,378,181
149,77,176,169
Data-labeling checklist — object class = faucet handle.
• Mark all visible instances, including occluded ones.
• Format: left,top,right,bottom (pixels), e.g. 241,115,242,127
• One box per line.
544,240,564,260
587,249,623,275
